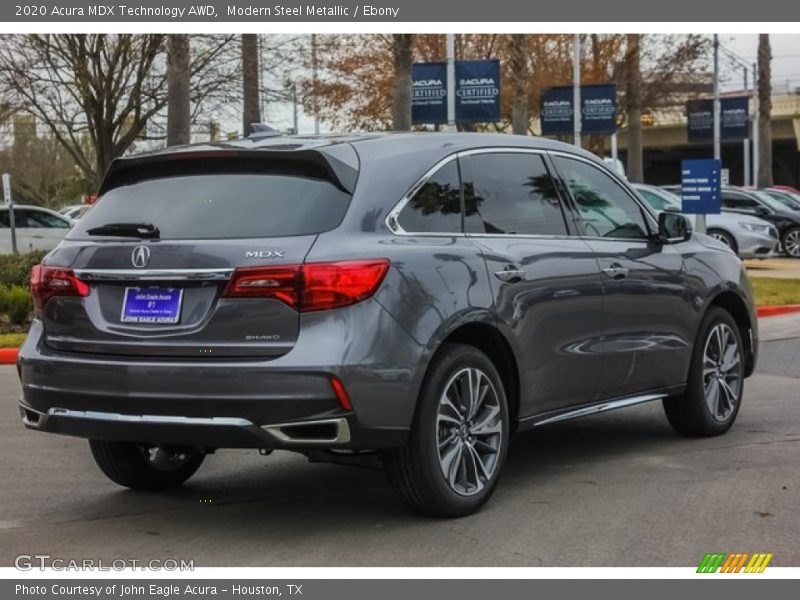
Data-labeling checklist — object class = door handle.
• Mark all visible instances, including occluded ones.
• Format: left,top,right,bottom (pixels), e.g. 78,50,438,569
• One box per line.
602,264,629,280
494,267,525,283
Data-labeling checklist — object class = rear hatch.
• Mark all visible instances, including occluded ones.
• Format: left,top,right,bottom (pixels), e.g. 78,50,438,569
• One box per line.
39,151,354,359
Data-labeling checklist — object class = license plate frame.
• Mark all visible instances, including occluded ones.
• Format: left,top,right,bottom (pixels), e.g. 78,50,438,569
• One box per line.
121,287,183,324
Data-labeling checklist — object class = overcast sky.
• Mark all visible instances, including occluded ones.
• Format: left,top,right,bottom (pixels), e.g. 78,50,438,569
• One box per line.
723,34,800,93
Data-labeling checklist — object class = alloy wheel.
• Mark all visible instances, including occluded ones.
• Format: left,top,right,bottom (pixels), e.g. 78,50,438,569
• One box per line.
436,367,503,496
710,232,732,248
784,229,800,257
702,323,742,422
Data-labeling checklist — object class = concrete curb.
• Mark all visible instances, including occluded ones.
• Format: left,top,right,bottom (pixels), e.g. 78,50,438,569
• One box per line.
756,305,800,318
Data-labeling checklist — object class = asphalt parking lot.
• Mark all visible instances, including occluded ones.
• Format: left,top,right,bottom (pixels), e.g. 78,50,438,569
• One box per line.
1,317,799,568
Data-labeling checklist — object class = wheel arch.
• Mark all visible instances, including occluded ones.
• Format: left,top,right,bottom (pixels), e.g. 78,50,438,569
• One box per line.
706,290,756,377
432,322,522,431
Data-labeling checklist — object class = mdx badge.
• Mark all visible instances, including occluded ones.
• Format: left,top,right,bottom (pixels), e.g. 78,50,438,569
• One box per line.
245,250,286,259
131,245,151,268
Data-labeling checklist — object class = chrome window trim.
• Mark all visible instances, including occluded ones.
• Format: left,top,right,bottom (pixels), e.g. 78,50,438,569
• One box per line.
384,146,548,238
73,268,234,281
385,152,463,236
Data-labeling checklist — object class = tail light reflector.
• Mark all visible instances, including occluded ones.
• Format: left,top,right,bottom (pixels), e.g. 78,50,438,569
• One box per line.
330,376,353,411
30,265,90,312
222,259,389,313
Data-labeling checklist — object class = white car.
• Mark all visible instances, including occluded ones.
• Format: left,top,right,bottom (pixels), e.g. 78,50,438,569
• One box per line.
1,205,75,254
633,184,778,259
58,204,93,220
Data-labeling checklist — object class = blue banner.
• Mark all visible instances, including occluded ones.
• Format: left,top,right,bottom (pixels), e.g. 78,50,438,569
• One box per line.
581,84,617,135
455,59,501,123
687,97,750,142
541,84,616,136
540,86,575,136
681,159,722,214
721,96,749,140
412,62,448,125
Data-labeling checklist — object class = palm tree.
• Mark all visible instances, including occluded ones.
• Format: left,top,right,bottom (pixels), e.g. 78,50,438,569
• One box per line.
391,34,413,131
625,34,643,183
242,34,261,135
509,35,529,135
166,35,190,146
757,34,773,187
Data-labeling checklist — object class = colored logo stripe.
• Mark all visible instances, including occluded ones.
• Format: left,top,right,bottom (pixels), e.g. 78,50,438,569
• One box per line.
697,553,726,573
745,553,773,573
697,552,773,573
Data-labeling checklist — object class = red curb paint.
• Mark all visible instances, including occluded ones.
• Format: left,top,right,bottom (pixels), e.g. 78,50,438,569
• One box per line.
756,305,800,318
0,348,19,365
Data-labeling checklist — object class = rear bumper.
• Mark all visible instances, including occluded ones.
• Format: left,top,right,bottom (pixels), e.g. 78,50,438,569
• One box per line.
16,403,399,449
16,300,424,449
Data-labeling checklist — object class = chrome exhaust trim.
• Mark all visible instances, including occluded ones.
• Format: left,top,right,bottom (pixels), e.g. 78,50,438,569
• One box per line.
261,418,351,445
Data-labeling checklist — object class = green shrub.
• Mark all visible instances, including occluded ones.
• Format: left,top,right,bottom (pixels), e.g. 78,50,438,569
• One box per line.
0,285,32,325
0,250,48,288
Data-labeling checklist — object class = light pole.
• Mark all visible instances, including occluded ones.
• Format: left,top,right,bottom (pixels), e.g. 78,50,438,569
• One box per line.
446,33,456,129
573,34,581,147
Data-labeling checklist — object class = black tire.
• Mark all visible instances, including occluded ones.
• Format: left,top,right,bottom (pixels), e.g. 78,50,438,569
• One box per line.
385,343,510,517
707,229,738,255
781,226,800,258
89,440,205,490
663,307,745,437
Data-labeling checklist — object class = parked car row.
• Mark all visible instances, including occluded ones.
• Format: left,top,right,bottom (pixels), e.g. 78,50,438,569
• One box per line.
633,184,779,259
659,184,800,258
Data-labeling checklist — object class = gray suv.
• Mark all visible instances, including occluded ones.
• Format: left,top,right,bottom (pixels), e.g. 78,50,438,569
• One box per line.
17,133,758,517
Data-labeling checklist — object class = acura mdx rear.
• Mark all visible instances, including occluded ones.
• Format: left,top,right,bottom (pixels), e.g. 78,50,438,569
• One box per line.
17,133,758,517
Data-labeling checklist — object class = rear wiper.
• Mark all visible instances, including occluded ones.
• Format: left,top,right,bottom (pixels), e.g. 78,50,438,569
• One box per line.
86,222,160,238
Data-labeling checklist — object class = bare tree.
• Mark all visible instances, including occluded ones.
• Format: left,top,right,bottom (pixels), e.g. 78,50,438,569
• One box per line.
167,34,191,146
509,34,529,135
242,34,261,135
2,130,82,208
391,34,413,131
625,34,644,183
0,34,238,187
757,34,773,188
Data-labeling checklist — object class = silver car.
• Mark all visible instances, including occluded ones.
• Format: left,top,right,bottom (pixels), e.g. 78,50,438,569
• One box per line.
635,184,778,259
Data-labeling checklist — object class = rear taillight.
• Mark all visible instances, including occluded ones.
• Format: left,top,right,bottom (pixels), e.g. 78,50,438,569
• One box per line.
30,265,90,312
222,259,389,313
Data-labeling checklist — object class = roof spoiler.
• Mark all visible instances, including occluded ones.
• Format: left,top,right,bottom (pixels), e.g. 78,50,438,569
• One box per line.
99,147,358,195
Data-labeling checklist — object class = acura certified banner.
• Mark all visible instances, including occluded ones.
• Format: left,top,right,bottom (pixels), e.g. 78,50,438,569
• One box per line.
687,97,751,142
540,84,616,136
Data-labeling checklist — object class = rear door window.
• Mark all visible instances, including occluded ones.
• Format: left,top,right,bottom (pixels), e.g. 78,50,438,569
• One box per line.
463,152,569,236
70,163,352,240
396,159,463,233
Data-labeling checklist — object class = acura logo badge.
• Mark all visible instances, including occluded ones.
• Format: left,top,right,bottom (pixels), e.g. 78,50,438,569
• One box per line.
131,245,150,268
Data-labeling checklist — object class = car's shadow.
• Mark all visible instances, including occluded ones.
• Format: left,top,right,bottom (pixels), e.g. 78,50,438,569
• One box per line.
71,404,685,529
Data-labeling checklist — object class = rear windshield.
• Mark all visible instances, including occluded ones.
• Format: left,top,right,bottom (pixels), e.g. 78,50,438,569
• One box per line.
70,172,351,240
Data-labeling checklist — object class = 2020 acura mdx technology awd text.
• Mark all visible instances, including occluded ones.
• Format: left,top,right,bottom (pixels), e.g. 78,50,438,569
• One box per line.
16,133,757,517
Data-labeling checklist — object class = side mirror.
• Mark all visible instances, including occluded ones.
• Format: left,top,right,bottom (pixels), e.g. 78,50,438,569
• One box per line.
658,211,692,243
754,205,770,216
